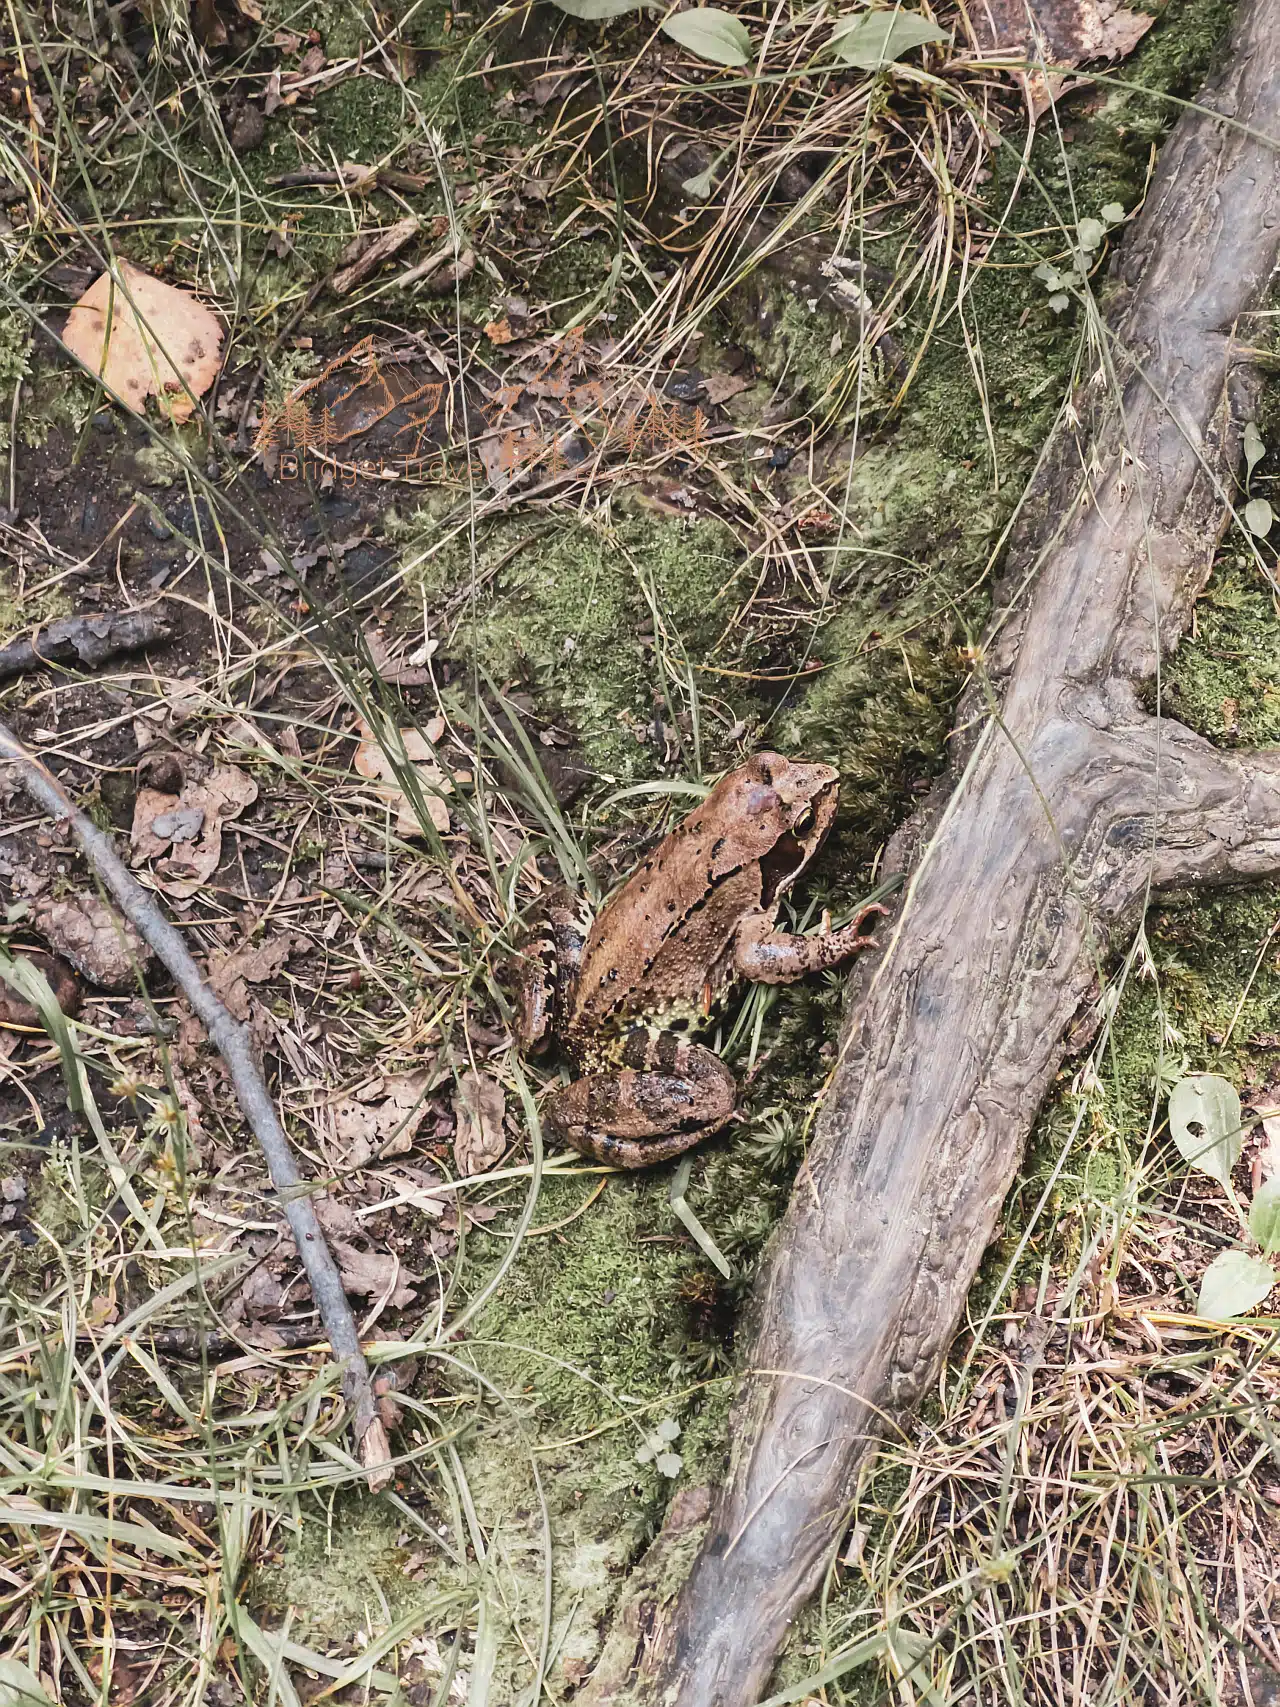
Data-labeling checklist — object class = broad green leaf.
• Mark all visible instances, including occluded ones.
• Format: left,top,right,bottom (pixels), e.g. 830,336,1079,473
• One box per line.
553,0,643,16
1250,1177,1280,1253
828,9,947,70
1244,420,1265,476
0,1658,54,1707
1197,1249,1275,1320
661,8,753,64
1245,496,1273,536
1100,201,1124,225
1168,1073,1242,1187
1077,216,1105,252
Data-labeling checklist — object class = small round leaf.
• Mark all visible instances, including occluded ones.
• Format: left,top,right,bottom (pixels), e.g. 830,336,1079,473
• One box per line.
553,0,644,15
827,9,947,68
661,7,753,64
1244,420,1266,476
1249,1177,1280,1254
1077,216,1105,253
1197,1249,1276,1321
1245,496,1273,537
1168,1073,1242,1188
1100,201,1125,225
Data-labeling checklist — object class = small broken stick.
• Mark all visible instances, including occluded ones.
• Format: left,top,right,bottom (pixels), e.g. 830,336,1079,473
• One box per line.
0,719,393,1490
0,610,171,682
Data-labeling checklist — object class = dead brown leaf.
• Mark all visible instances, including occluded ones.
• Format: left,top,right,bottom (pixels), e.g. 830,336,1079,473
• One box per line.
209,934,294,1021
703,372,751,407
334,1069,434,1165
969,0,1154,114
131,764,257,899
453,1069,507,1176
331,1238,419,1308
352,719,450,837
32,894,152,991
63,259,223,423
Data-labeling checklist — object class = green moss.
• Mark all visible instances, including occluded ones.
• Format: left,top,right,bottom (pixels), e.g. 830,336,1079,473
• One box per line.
253,1491,441,1637
312,75,411,165
405,508,763,781
1155,551,1280,742
467,1171,703,1431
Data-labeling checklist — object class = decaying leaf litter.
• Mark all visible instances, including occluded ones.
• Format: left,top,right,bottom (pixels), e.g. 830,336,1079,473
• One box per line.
1,0,1279,1703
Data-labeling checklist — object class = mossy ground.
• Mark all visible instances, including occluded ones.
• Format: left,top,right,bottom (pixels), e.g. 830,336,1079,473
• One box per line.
9,0,1264,1694
267,0,1264,1682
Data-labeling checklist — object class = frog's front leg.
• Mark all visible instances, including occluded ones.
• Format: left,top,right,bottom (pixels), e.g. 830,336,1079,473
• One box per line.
544,1033,736,1168
733,901,888,984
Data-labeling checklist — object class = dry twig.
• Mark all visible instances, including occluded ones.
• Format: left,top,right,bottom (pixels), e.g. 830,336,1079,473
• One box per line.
0,719,393,1489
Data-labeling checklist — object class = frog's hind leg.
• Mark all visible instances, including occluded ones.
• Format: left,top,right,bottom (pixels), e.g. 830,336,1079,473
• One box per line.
543,1035,736,1169
512,905,586,1053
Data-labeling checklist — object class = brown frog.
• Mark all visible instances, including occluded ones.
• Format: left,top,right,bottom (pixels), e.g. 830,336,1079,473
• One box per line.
514,752,885,1168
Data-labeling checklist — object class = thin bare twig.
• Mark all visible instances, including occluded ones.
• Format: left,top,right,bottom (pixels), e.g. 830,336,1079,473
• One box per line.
0,719,393,1489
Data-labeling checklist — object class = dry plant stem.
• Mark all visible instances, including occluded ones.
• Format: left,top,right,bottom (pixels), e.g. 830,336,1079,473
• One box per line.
582,1,1280,1700
0,720,391,1487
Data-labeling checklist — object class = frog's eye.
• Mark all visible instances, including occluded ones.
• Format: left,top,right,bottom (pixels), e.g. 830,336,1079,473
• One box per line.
793,804,815,834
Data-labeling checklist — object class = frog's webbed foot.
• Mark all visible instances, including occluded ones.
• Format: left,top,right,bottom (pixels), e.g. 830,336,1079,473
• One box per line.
733,900,888,984
543,1037,735,1169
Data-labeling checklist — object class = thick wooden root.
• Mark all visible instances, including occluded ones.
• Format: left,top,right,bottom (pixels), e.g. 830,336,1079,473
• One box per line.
581,0,1280,1698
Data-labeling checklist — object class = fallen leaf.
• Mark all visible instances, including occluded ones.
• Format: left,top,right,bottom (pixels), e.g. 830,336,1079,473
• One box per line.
334,1069,434,1164
453,1069,507,1176
970,0,1153,114
331,1238,419,1308
236,1266,285,1322
32,894,152,991
63,259,223,423
352,719,450,837
485,317,516,345
209,934,294,1021
131,765,258,899
703,371,751,407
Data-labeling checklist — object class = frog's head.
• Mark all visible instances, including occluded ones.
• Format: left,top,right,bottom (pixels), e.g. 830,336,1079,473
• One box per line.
737,750,839,897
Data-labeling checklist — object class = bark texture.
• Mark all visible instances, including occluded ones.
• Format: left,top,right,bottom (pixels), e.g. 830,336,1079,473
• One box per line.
583,1,1280,1699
